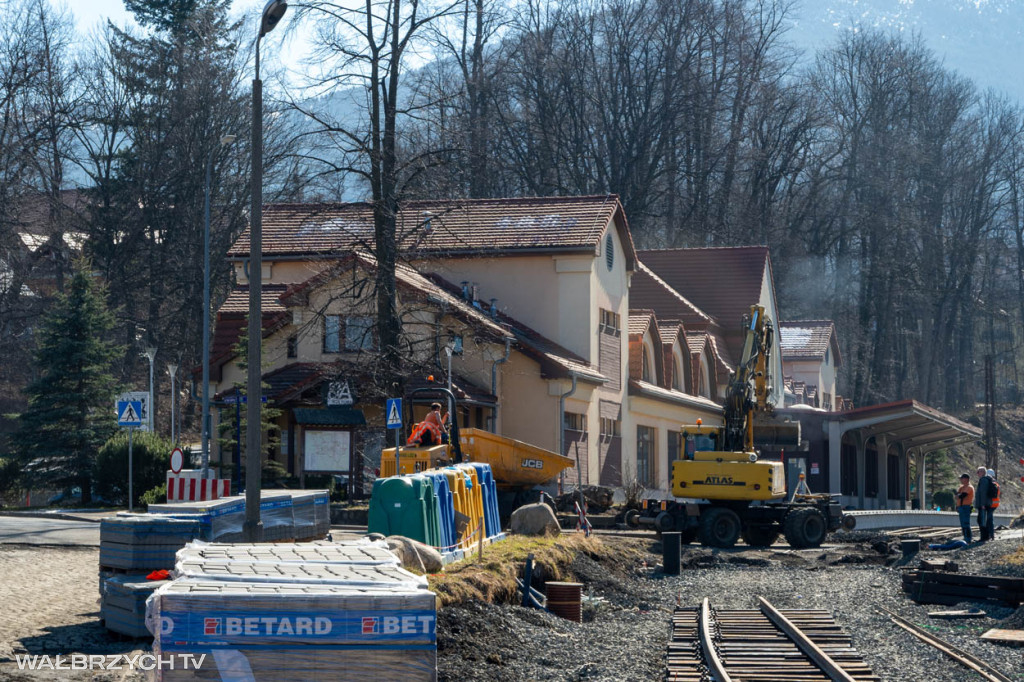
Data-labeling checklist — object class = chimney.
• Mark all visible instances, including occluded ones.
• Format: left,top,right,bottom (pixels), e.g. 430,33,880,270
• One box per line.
461,281,470,300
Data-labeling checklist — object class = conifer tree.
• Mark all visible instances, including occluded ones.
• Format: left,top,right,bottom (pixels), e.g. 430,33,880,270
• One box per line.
12,261,123,503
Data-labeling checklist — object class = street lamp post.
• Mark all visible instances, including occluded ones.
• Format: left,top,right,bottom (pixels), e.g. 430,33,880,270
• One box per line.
168,363,178,443
144,347,157,433
202,134,236,477
245,0,288,542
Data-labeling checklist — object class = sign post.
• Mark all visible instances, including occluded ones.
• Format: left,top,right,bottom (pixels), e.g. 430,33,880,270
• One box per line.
117,399,143,511
386,398,403,477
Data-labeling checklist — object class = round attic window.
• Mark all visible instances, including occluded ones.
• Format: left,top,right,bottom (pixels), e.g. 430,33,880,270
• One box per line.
605,233,614,271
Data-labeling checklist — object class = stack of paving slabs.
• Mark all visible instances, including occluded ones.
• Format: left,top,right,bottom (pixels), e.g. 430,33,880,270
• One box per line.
146,579,437,681
148,497,248,542
251,492,297,542
174,556,426,589
100,515,203,570
261,489,329,541
98,515,202,637
101,574,169,637
174,539,399,567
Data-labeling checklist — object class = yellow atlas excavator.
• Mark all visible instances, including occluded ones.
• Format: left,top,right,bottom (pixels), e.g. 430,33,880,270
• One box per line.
627,304,853,548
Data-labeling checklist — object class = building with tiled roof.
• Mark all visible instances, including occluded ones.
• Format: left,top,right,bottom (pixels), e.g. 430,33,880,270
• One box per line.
636,247,782,401
214,196,729,494
780,320,842,411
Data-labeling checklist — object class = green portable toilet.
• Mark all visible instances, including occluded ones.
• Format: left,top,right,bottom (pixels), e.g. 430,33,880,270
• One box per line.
408,474,442,550
368,476,429,543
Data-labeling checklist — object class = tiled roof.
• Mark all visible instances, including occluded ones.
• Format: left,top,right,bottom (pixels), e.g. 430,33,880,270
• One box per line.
629,262,712,328
405,374,497,405
217,284,289,314
638,246,770,363
628,379,723,414
657,321,685,346
228,196,636,268
628,309,656,337
780,320,841,365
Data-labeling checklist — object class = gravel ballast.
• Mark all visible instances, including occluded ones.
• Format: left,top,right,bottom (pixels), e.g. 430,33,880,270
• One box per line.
437,533,1024,681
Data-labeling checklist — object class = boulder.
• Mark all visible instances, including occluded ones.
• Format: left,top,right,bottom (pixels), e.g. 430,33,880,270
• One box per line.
510,502,560,536
385,535,444,573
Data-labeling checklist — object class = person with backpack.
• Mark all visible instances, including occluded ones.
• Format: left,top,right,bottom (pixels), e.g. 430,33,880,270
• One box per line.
975,466,996,542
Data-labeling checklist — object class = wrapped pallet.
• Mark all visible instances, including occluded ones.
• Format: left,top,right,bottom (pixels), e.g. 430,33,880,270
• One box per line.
148,498,246,542
262,489,326,541
101,574,169,638
146,580,437,681
100,516,203,570
175,539,398,566
174,557,427,589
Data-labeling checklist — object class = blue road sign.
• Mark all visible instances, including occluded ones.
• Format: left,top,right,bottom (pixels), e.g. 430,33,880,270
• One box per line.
386,398,403,429
118,400,143,427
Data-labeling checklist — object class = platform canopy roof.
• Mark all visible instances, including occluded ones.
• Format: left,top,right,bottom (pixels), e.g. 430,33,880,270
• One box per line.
834,400,982,453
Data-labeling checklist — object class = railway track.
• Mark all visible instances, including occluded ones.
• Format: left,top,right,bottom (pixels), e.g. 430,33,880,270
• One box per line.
667,596,879,682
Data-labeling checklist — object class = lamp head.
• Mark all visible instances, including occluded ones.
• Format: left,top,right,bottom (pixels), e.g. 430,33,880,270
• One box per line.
259,0,288,37
220,134,237,146
144,347,157,361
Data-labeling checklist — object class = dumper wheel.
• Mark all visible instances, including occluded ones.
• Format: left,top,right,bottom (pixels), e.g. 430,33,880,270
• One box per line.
698,507,741,548
741,523,780,548
783,507,827,549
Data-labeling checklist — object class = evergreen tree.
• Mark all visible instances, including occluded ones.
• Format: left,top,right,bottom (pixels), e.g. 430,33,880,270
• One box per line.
12,262,123,503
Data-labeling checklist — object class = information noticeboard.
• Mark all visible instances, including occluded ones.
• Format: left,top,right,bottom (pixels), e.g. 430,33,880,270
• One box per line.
303,430,351,472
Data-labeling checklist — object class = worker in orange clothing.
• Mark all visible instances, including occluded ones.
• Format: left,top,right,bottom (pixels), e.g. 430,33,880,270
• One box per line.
955,473,974,542
409,402,449,446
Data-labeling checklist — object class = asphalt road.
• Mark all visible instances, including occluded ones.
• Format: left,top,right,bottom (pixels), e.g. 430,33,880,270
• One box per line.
0,515,100,546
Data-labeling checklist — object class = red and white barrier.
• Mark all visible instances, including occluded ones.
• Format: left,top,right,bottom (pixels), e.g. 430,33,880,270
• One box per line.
166,470,230,502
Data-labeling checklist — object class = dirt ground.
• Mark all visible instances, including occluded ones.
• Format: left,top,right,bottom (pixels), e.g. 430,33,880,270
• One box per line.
1,532,1022,681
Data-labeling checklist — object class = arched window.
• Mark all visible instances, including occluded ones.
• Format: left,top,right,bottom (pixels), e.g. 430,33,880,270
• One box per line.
673,354,683,391
699,355,711,398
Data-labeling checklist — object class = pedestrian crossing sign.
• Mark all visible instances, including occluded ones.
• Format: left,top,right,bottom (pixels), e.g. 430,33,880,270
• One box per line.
118,400,143,427
386,398,402,429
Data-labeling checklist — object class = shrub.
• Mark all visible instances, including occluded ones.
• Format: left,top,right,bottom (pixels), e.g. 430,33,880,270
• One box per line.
94,432,182,507
0,456,21,498
140,483,167,507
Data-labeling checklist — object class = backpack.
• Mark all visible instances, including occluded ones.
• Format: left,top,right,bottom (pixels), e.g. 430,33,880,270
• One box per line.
991,479,1000,509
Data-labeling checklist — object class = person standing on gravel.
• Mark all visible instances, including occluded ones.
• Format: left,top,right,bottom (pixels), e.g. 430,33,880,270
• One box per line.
975,466,995,542
955,474,974,542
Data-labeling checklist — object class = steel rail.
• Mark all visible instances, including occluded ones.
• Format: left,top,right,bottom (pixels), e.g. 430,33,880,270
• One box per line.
757,596,858,682
699,597,733,682
877,607,1013,682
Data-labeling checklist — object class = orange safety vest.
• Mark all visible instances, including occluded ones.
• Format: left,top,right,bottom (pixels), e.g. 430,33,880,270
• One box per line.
407,421,442,446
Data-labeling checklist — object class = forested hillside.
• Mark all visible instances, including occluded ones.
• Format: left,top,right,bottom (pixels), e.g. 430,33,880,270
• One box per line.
1,0,1022,445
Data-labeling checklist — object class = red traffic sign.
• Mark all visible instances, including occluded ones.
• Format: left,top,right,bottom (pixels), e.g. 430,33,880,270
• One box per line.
170,447,184,474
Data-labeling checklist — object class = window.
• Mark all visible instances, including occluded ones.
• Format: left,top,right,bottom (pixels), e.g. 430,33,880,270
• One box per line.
668,430,682,462
323,315,342,353
599,417,621,438
287,335,298,358
599,308,620,332
672,356,683,391
641,345,652,382
564,412,587,431
605,233,615,271
636,425,656,487
345,316,375,351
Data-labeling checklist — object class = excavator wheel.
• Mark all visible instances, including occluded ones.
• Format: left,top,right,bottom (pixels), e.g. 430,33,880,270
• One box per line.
783,507,827,549
698,507,741,548
741,523,780,548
